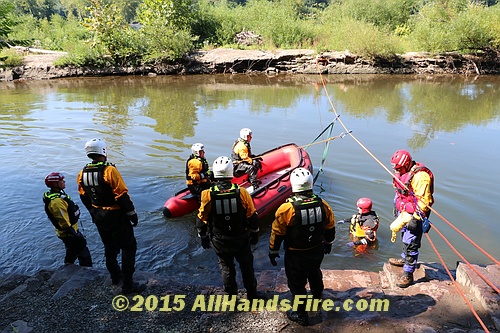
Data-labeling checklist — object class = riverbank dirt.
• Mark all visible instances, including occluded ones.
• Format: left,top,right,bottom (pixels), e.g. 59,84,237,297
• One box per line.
1,262,498,333
2,48,499,81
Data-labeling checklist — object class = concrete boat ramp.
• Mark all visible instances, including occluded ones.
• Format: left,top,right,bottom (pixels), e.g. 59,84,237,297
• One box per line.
1,262,499,332
255,261,500,332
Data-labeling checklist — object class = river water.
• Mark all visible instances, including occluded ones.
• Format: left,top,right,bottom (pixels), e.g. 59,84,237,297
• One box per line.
0,74,499,284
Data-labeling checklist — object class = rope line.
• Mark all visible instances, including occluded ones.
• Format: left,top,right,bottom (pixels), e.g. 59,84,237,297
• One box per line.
431,223,500,294
426,233,490,333
314,59,498,330
313,59,499,266
428,207,500,267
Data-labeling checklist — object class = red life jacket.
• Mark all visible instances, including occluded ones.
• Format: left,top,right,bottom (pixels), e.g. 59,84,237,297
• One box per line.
393,162,434,214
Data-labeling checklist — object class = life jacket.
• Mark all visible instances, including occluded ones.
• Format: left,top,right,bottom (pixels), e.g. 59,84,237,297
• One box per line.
43,190,79,230
209,184,247,236
393,162,434,214
349,212,379,241
79,162,116,208
185,155,210,183
231,138,251,162
285,194,326,250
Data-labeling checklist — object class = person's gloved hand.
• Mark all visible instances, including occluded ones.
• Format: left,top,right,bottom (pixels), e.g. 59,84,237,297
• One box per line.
406,216,419,232
391,211,411,232
201,236,210,249
269,252,280,266
422,218,432,233
64,227,78,237
74,204,81,220
324,243,332,254
128,211,138,227
249,232,258,245
347,241,355,247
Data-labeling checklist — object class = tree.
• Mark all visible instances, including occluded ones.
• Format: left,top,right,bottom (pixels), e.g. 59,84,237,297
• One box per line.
84,0,143,63
0,1,16,40
137,0,194,30
12,0,64,20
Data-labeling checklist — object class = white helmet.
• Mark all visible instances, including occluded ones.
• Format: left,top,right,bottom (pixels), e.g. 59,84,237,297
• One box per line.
240,128,252,141
291,167,313,192
212,156,233,179
85,138,107,157
191,143,204,157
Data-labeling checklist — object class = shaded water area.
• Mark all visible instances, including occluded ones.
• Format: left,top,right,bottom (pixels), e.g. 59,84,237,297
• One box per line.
0,74,499,285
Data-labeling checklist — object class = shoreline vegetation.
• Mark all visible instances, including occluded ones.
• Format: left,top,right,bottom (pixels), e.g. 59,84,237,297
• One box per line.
1,48,499,82
1,0,500,80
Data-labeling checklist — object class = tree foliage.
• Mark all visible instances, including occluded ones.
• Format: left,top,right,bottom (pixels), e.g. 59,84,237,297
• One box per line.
84,0,144,63
137,0,194,29
12,0,65,19
5,0,500,65
0,0,16,39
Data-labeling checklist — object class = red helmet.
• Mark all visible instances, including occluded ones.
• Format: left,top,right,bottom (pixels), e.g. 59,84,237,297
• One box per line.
45,172,64,188
357,197,372,213
391,149,412,172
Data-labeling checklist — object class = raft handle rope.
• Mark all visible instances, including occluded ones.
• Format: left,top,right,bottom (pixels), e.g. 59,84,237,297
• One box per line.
301,115,353,183
314,59,497,332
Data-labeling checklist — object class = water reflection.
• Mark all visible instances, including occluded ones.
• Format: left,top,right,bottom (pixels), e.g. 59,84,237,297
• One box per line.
324,75,500,150
0,74,499,277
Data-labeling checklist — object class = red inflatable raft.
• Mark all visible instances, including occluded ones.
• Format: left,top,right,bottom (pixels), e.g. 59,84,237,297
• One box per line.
163,143,313,219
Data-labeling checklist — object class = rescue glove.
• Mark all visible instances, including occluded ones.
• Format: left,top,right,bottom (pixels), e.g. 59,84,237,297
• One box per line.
347,242,355,247
422,218,432,233
74,204,81,221
249,232,258,245
200,236,210,249
324,243,332,254
127,211,138,227
64,227,78,237
268,252,280,266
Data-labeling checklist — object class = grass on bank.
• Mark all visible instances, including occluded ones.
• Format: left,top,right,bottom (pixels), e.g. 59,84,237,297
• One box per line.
0,48,23,67
2,0,500,67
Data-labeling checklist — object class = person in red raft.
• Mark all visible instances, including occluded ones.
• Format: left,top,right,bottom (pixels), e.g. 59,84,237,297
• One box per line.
388,149,434,288
231,128,262,189
186,143,212,197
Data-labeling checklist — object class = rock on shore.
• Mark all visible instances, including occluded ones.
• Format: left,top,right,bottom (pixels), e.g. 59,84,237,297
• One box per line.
1,262,498,333
1,49,500,81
